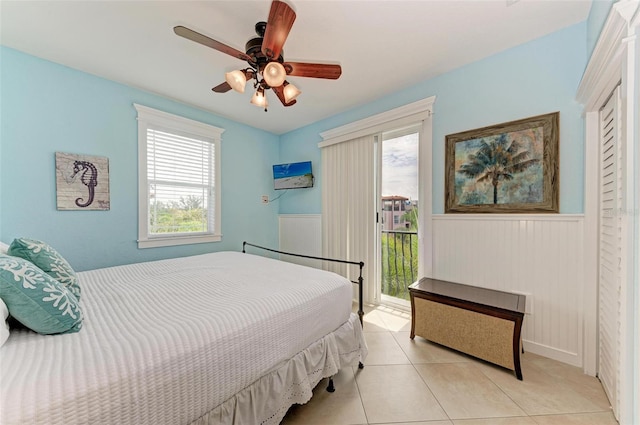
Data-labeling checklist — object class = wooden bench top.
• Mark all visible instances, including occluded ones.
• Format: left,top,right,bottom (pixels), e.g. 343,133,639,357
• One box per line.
409,277,526,314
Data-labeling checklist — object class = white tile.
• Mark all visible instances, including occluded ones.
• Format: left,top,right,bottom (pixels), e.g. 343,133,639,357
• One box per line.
360,332,411,365
281,318,614,425
478,354,612,415
375,307,412,332
415,363,526,419
453,418,537,425
356,364,448,423
529,411,618,425
392,332,471,364
281,368,367,425
361,309,392,333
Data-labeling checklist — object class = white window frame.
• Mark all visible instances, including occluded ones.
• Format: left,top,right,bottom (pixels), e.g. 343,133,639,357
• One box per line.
134,104,224,248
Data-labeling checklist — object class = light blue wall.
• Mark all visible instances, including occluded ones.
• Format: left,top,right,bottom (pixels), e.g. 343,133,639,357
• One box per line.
587,0,617,57
0,21,591,270
0,47,280,271
279,22,588,215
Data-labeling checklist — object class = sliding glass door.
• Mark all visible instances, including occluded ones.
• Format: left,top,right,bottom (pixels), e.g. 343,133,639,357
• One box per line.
376,125,420,308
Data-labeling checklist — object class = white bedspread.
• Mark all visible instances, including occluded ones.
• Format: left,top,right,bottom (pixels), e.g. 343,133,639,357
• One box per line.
0,252,367,425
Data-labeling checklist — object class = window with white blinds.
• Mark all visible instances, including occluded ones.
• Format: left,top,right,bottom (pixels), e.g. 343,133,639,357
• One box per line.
134,104,224,248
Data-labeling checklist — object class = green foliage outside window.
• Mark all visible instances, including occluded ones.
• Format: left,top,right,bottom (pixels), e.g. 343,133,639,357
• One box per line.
149,195,207,233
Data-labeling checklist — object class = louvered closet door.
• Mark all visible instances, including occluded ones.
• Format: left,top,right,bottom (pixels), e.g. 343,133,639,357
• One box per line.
598,85,622,419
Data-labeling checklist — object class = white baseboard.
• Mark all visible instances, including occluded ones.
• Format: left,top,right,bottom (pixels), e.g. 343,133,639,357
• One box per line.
522,339,584,370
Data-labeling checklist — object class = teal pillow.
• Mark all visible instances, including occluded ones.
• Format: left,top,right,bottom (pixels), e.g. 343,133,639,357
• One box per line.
8,238,81,300
0,255,82,335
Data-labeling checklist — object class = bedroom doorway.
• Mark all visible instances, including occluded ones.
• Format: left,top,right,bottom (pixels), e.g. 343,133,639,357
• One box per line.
377,125,420,309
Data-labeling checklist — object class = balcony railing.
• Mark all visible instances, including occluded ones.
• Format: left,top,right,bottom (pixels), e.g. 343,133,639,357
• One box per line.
381,229,418,301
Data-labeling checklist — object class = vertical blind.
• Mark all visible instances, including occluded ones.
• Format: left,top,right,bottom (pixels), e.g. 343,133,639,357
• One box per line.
146,127,215,235
321,134,376,302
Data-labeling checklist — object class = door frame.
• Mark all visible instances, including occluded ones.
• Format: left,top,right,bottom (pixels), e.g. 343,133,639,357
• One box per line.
576,2,639,422
376,125,422,309
319,96,436,305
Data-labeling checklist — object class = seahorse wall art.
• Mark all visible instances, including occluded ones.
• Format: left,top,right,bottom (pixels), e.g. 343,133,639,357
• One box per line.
55,152,110,211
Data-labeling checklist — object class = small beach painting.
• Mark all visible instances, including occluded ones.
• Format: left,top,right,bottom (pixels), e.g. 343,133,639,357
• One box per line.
273,161,314,190
55,152,110,210
445,112,559,213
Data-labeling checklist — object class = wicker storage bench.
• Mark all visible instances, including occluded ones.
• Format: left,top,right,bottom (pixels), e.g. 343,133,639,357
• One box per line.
409,277,526,380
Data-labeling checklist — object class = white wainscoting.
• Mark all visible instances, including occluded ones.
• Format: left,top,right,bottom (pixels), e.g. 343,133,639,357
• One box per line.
278,214,322,269
432,214,585,367
280,213,588,367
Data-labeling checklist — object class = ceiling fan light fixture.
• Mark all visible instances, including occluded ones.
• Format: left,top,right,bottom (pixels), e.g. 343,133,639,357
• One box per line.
263,62,287,87
250,88,268,111
283,81,301,103
225,70,247,93
175,0,342,110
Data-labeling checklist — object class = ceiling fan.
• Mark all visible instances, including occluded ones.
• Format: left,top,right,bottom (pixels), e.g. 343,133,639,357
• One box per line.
174,0,342,111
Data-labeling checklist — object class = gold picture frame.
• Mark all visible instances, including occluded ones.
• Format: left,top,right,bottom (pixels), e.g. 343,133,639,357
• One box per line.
445,112,559,213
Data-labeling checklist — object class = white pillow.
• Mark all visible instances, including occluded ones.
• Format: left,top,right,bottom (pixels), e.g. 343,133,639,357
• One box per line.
0,242,9,255
0,298,9,348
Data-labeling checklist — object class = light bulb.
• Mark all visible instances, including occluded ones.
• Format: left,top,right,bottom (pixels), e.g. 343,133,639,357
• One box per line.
250,89,268,110
283,82,301,103
225,70,247,93
263,62,286,87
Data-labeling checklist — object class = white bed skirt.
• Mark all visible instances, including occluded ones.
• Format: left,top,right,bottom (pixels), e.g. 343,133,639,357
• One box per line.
194,313,367,425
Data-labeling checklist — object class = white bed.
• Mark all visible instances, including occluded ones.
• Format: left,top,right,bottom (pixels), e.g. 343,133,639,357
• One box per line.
0,251,367,425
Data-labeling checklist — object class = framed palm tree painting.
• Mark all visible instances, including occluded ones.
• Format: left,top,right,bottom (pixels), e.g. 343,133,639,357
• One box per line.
445,112,559,213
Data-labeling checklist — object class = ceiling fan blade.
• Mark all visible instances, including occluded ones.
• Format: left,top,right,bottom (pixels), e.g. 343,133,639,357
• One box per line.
212,82,232,93
262,0,296,59
271,85,297,107
283,62,342,79
174,26,252,62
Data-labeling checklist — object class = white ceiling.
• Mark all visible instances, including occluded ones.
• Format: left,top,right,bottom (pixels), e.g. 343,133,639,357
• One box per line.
1,0,591,135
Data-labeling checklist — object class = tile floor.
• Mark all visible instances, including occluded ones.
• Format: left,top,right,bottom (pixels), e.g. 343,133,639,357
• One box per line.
281,305,618,425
